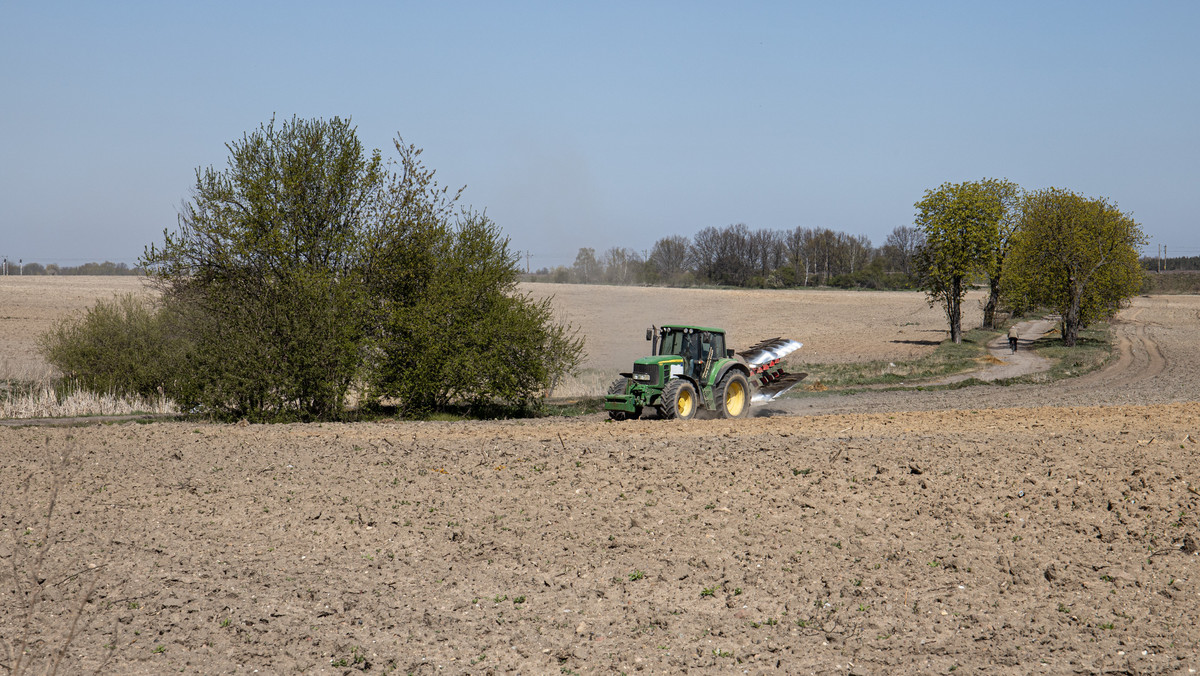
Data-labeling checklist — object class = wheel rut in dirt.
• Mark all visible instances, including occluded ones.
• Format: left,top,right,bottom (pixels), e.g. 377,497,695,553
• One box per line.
1062,305,1168,394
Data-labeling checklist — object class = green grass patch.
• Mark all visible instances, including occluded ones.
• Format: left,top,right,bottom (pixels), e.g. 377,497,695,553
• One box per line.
789,317,1114,396
798,327,1000,389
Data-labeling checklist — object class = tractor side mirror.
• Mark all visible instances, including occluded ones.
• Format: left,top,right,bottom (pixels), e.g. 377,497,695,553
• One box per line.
727,349,735,358
646,328,653,341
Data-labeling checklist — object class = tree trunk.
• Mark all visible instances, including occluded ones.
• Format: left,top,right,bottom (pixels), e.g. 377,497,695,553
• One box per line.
1063,292,1082,347
948,276,963,344
982,277,1000,329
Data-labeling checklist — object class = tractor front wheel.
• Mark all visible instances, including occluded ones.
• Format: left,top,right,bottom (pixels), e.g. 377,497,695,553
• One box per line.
607,377,641,420
715,371,750,419
659,379,698,420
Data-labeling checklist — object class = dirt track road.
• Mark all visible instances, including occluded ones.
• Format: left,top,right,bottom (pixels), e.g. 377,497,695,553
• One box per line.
931,317,1058,385
4,294,1200,675
770,295,1196,418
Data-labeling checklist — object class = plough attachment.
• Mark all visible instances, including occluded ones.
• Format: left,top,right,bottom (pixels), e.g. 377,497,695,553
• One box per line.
738,338,807,404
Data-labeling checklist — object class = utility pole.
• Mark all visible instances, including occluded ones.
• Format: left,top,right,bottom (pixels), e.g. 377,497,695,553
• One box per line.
525,250,531,275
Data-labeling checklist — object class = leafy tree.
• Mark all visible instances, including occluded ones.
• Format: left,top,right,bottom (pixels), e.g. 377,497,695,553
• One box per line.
133,115,581,419
977,180,1021,328
913,180,1010,343
1002,188,1145,346
142,116,381,419
369,211,582,413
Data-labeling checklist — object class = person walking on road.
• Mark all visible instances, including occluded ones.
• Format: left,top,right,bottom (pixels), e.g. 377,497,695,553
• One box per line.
1008,325,1020,353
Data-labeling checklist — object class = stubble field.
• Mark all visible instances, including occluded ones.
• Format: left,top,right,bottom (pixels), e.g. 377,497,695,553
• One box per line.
3,277,1200,674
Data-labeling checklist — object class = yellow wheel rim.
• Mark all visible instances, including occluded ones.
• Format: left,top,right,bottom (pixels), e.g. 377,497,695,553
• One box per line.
678,389,694,417
726,380,746,417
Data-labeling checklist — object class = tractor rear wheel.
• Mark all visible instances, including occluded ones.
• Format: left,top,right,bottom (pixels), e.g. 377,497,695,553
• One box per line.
607,377,641,420
659,379,698,420
715,371,750,419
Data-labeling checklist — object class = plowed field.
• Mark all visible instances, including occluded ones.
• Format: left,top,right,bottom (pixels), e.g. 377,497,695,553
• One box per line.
3,279,1200,674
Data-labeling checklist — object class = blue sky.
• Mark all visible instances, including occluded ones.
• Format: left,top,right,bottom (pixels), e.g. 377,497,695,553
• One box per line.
2,1,1197,268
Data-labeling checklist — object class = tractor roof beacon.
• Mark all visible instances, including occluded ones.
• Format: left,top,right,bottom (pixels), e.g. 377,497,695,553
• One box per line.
604,324,806,421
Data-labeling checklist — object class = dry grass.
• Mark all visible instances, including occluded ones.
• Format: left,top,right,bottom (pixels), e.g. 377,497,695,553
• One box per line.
548,368,615,399
0,355,55,384
0,381,177,420
0,277,175,420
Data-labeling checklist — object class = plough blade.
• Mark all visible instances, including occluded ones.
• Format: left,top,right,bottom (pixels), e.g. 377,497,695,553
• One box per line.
751,371,808,404
738,337,805,405
738,338,802,367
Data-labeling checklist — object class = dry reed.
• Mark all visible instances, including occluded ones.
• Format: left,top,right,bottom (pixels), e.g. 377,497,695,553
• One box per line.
0,381,177,420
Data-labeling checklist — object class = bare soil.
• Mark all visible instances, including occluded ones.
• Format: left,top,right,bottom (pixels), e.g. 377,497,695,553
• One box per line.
521,283,986,371
3,282,1200,674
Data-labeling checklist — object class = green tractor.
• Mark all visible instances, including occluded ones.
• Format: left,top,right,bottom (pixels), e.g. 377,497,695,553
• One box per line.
604,324,806,420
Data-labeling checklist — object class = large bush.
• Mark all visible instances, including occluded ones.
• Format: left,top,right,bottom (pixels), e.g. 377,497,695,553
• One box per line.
43,116,583,420
39,294,188,398
369,213,582,414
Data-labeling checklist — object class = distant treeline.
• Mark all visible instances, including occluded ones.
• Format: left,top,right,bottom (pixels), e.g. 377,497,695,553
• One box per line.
4,261,145,276
1140,269,1200,294
1141,255,1200,272
527,224,925,290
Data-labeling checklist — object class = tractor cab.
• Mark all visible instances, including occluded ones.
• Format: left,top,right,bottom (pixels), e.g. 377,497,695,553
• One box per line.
652,325,728,380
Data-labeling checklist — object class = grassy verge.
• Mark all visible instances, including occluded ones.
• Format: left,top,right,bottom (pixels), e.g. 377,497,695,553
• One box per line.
790,319,1114,396
797,327,1001,390
5,319,1111,422
547,368,614,399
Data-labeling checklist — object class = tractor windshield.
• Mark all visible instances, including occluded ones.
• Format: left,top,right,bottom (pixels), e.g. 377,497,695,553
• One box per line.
658,329,684,357
659,329,725,378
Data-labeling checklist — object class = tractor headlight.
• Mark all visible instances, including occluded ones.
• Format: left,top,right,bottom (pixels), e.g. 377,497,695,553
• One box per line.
632,373,650,381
